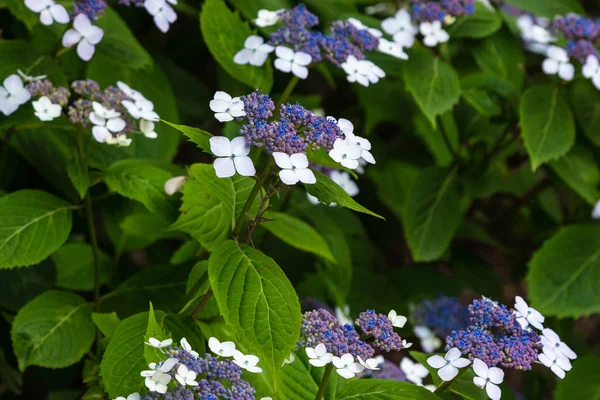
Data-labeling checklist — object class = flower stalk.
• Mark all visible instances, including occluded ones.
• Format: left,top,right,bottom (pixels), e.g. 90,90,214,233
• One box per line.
314,364,334,400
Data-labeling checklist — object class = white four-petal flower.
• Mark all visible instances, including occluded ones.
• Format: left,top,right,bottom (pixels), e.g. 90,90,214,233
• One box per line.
516,15,554,54
115,393,140,400
254,9,280,27
123,98,159,122
32,96,61,121
0,74,32,116
175,364,199,386
582,55,600,90
472,359,504,400
140,358,177,393
140,120,158,139
343,127,376,165
62,14,104,62
331,170,359,197
420,21,449,47
209,91,246,122
118,81,146,102
208,337,236,357
542,46,574,81
274,46,312,79
427,348,471,381
538,346,572,379
89,102,127,143
540,328,577,360
329,138,362,169
234,36,275,67
306,343,333,367
381,9,417,48
209,136,256,178
357,356,381,371
273,152,316,185
180,337,199,358
514,296,545,330
232,350,263,373
144,0,177,33
283,352,296,365
145,337,173,349
414,326,441,353
332,354,365,379
342,56,371,87
400,357,429,385
24,0,69,26
387,309,407,328
378,38,408,60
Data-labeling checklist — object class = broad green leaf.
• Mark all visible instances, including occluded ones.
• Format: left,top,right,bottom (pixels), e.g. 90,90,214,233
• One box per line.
170,163,260,251
404,167,462,262
161,120,213,154
11,291,95,370
403,47,461,127
504,0,584,18
305,171,383,219
92,312,121,340
144,303,168,364
369,161,421,221
520,85,575,170
262,212,335,263
279,351,338,400
527,225,600,318
472,29,524,91
200,0,273,91
103,160,178,223
337,379,441,400
52,243,113,291
208,241,301,384
414,113,459,167
555,355,600,400
163,314,206,355
448,3,502,38
462,89,501,116
1,0,40,29
100,312,148,398
67,150,89,200
568,80,600,146
0,260,55,312
0,190,73,269
170,240,201,265
0,40,39,79
550,145,600,205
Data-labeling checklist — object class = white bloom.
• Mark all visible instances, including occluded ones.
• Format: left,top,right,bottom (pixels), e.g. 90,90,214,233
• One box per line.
387,309,407,328
284,352,295,365
341,55,370,87
330,170,359,197
234,35,275,67
117,81,145,102
593,199,600,219
208,337,236,357
17,69,46,82
357,356,381,371
232,350,263,373
180,337,199,358
381,10,417,48
427,348,471,381
274,46,312,79
472,359,504,400
344,129,376,165
164,176,187,195
402,339,413,348
140,358,178,375
542,46,574,81
140,358,177,393
517,15,554,54
115,393,140,400
538,346,572,379
540,328,577,360
582,55,600,90
209,136,255,178
420,21,449,47
209,91,246,122
62,14,104,62
514,296,544,330
123,98,159,121
140,120,158,139
254,9,280,27
414,326,441,353
32,96,61,121
332,354,364,379
144,0,177,33
306,343,333,367
378,38,408,60
24,0,69,26
89,102,127,143
175,364,199,386
364,61,385,84
422,384,436,392
0,74,31,116
329,138,362,169
335,304,353,326
106,134,132,147
145,337,173,349
347,18,383,37
400,357,429,385
273,152,316,185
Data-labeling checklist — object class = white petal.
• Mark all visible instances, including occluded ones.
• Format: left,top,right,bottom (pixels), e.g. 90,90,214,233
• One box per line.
309,358,329,367
542,328,560,344
214,91,232,102
558,343,577,360
435,29,449,43
558,63,574,81
547,46,567,61
234,156,256,176
555,356,572,371
210,136,232,156
275,46,294,61
336,368,355,379
348,362,365,373
305,347,317,359
73,13,93,34
538,353,553,368
249,50,270,67
214,158,235,178
486,383,502,400
210,99,230,113
290,153,309,169
220,341,236,356
231,136,250,156
542,58,559,75
329,149,343,163
154,14,170,33
40,9,53,25
472,359,488,378
293,51,312,66
140,120,157,138
76,39,95,61
488,367,504,384
62,29,82,47
473,376,486,388
273,152,292,169
423,34,438,47
234,48,253,65
274,58,293,73
446,348,462,362
381,17,401,35
50,4,70,24
160,358,178,372
361,149,376,164
106,117,126,133
550,364,566,379
92,126,110,143
341,158,359,169
296,168,316,184
25,0,47,12
420,22,432,35
291,64,309,79
427,355,447,369
279,170,299,185
451,358,471,368
244,35,264,49
438,365,458,381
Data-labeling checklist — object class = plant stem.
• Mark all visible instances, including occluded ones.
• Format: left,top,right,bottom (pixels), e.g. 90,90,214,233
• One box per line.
275,76,300,109
191,289,213,319
434,367,468,394
315,364,334,400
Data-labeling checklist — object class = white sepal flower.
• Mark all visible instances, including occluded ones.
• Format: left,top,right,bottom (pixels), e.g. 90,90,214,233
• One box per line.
335,304,353,326
145,337,173,349
254,9,280,27
17,69,46,82
514,296,544,330
62,14,104,62
274,46,312,79
144,0,177,33
400,357,429,385
582,55,600,90
330,170,359,197
123,98,159,121
419,21,449,47
164,176,187,195
347,18,383,37
175,364,199,386
472,359,504,400
540,328,577,360
105,134,132,147
381,9,417,48
232,350,263,373
117,81,145,102
427,348,471,381
0,74,32,116
344,130,376,165
332,354,364,379
32,96,61,121
115,393,140,400
414,326,441,353
180,337,199,358
306,343,333,367
273,152,316,185
329,138,362,169
209,136,255,178
209,91,246,122
140,119,158,139
378,38,408,60
283,352,295,365
89,102,126,143
402,339,413,348
357,356,381,371
342,56,370,87
143,372,171,394
208,337,236,357
234,36,275,67
24,0,69,26
538,346,572,379
542,46,574,81
363,60,386,84
517,15,554,54
593,199,600,219
387,309,407,328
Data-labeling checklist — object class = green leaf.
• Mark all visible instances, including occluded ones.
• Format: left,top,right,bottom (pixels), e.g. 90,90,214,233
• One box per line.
305,171,383,219
200,0,273,91
208,240,301,384
472,30,525,91
527,225,600,318
413,113,459,167
370,161,421,221
403,47,461,127
504,0,584,18
163,314,206,356
448,3,502,38
67,150,89,200
462,89,501,116
92,312,121,340
0,260,55,312
52,243,113,291
0,190,73,269
11,291,95,370
100,312,149,398
170,240,201,265
170,163,260,251
262,212,335,263
555,355,600,400
337,379,441,400
520,85,575,170
161,120,213,154
103,160,178,223
404,167,462,262
144,303,168,364
550,145,600,205
568,80,600,147
278,351,338,400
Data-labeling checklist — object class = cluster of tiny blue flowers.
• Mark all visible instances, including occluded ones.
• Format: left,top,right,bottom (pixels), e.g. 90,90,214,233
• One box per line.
552,14,600,62
445,298,541,370
72,0,107,20
411,296,469,337
238,91,343,154
26,80,70,106
410,0,475,22
356,310,404,352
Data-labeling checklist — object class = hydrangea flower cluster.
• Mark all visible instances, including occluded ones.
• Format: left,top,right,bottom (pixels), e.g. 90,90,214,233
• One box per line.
409,0,475,22
411,296,470,338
